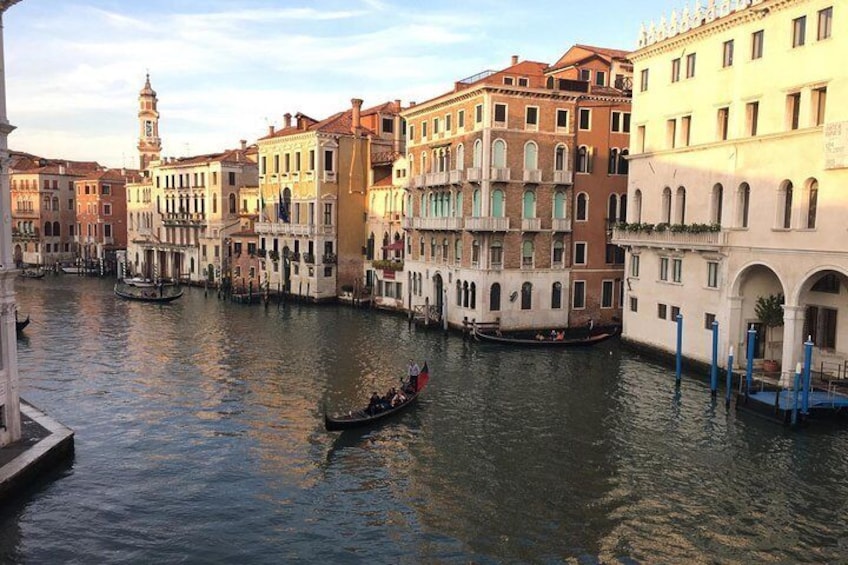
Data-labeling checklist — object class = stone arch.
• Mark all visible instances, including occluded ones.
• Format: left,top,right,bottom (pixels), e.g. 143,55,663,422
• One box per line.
729,262,788,366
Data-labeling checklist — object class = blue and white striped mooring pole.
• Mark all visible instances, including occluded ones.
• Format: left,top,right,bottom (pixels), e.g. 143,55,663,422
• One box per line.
792,362,802,426
725,346,734,406
802,336,814,416
745,325,756,395
710,320,719,397
675,314,683,384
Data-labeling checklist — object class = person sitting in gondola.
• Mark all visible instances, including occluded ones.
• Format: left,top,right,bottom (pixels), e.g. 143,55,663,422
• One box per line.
392,389,406,407
556,330,565,341
367,391,382,415
535,333,546,341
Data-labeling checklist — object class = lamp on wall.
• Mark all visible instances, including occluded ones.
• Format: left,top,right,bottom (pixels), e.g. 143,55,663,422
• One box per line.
509,291,518,302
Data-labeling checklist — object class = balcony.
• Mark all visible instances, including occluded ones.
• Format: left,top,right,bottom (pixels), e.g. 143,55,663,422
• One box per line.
322,253,337,264
523,169,542,183
465,217,510,232
551,218,572,232
553,170,573,185
322,171,337,183
612,224,728,251
414,217,463,231
491,167,511,182
401,217,413,230
425,172,449,187
466,168,483,183
449,170,464,184
12,228,39,240
303,252,315,264
256,222,313,236
521,218,542,232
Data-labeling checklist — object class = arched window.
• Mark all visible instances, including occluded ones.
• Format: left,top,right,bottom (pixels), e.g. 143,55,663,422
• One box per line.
490,283,501,311
577,146,591,173
553,191,566,219
53,221,60,236
491,189,505,217
44,221,52,236
52,196,59,211
554,145,568,172
523,190,536,219
455,192,463,217
662,187,672,223
470,283,476,309
228,193,236,214
367,233,375,260
421,152,428,174
522,240,534,267
463,281,469,307
780,180,793,229
456,144,465,171
524,141,538,170
618,149,629,175
521,282,533,310
212,194,218,214
455,238,462,262
546,76,554,89
382,232,390,260
619,194,627,222
420,194,426,218
552,282,563,309
472,189,481,217
608,148,619,174
490,240,503,267
674,186,686,224
492,139,507,168
472,239,480,265
552,240,565,264
473,139,483,168
805,178,818,229
576,193,588,221
711,184,723,225
456,280,462,306
608,194,618,223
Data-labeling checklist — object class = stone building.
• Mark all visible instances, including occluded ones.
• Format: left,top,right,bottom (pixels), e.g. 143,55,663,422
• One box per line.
613,0,844,378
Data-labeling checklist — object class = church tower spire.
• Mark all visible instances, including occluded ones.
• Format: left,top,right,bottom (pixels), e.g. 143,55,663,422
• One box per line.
137,73,161,171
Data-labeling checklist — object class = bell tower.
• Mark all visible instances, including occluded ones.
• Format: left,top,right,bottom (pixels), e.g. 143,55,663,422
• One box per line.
137,73,161,171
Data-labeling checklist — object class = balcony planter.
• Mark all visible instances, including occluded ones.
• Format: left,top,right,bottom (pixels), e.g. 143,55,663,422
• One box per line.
268,250,279,261
372,259,404,271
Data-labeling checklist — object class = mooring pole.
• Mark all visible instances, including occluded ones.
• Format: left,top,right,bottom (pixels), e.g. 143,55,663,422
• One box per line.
725,346,734,406
801,337,813,416
791,362,802,426
710,320,719,397
675,313,683,384
745,325,756,395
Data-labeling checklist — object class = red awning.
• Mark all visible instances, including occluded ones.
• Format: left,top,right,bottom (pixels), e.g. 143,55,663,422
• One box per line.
382,239,404,251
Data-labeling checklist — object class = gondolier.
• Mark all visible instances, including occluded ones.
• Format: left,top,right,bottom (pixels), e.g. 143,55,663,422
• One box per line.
407,359,420,393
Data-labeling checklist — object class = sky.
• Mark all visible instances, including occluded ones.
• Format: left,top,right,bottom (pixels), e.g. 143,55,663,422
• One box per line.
4,0,676,169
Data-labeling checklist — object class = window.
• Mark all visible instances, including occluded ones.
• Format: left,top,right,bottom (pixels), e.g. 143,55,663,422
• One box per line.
422,121,428,138
409,124,415,141
574,242,586,265
490,240,503,267
524,142,538,171
787,92,801,130
793,16,806,48
611,112,631,133
630,296,638,312
492,141,506,169
811,273,839,293
717,107,729,141
707,261,719,288
490,283,501,311
637,125,646,153
576,146,591,173
433,117,439,134
671,58,680,82
556,109,569,130
525,106,538,129
671,306,681,320
705,313,716,330
554,146,568,173
711,183,724,225
597,280,613,309
324,150,335,171
323,203,332,225
672,258,682,283
595,71,606,86
518,77,529,87
681,116,691,146
552,240,564,264
660,257,669,281
494,103,507,125
781,180,794,229
752,30,764,59
578,108,591,130
458,110,465,128
503,76,514,85
521,240,534,268
813,87,827,126
667,119,677,148
576,193,588,221
806,179,818,229
722,40,734,67
579,68,591,82
738,182,751,228
818,7,832,40
573,281,586,309
746,101,759,136
658,303,667,319
104,203,112,216
228,172,236,186
521,282,532,310
445,114,452,131
685,53,696,78
640,69,649,92
382,117,394,134
551,282,562,309
475,104,483,124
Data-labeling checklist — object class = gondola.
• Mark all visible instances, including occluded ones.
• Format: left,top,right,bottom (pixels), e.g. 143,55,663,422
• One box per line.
15,314,30,334
18,269,45,279
473,325,619,347
114,282,183,303
325,364,430,431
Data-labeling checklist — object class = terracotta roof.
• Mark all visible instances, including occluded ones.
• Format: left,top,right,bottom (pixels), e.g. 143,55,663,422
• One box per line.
259,101,401,141
160,146,256,168
547,44,630,73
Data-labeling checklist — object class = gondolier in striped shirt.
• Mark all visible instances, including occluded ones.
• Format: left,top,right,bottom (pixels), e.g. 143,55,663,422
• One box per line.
407,359,420,393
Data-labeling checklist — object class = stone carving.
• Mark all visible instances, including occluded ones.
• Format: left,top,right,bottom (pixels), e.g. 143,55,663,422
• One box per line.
639,0,765,48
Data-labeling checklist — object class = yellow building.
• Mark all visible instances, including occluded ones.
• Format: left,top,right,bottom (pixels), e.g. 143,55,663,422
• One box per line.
255,99,404,301
615,0,845,378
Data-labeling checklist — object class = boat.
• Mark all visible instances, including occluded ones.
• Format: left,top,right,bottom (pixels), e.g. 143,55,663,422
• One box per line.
324,363,430,431
18,269,45,279
122,277,156,287
114,281,183,303
61,265,85,274
473,325,620,347
15,313,29,334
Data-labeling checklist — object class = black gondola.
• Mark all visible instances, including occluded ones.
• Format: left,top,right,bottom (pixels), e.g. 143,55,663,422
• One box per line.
473,325,619,347
15,314,30,334
114,282,183,303
18,269,45,279
325,365,429,431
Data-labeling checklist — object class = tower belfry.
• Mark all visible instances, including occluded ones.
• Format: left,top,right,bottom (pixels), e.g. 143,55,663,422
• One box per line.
137,73,161,171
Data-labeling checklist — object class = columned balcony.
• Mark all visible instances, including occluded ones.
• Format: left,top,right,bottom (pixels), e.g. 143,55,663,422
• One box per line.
465,217,510,232
612,225,728,251
466,167,483,183
553,170,573,185
413,174,426,188
401,217,413,230
491,167,511,182
256,222,313,236
413,217,463,231
448,169,464,184
523,169,542,183
425,171,449,187
552,218,572,232
521,218,542,232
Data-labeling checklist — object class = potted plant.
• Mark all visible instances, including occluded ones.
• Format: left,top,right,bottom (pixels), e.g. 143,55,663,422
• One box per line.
754,293,784,372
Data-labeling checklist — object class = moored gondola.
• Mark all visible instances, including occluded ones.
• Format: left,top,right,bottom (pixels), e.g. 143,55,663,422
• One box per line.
114,282,183,303
473,325,619,347
325,364,429,431
15,313,29,334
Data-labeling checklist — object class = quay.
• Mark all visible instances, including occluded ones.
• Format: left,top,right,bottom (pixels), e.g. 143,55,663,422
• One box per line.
0,400,74,503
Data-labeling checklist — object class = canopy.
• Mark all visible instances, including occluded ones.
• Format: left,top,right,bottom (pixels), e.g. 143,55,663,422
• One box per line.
382,239,404,251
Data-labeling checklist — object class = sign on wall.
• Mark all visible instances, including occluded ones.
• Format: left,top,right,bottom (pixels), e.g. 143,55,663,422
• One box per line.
824,121,848,170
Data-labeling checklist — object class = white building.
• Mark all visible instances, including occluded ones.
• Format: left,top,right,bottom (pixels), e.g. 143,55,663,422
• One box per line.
614,0,845,381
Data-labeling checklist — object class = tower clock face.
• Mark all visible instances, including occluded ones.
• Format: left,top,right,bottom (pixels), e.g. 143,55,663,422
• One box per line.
145,120,153,137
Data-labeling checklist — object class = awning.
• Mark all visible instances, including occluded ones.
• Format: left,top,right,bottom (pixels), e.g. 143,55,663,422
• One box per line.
382,239,404,251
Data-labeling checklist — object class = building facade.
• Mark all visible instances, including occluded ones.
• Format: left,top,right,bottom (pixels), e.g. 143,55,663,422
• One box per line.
254,99,404,302
365,156,408,310
401,48,630,331
614,0,844,379
75,168,137,274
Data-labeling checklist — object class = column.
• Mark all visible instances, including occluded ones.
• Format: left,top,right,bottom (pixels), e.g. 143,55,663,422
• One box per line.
780,305,806,387
727,296,743,367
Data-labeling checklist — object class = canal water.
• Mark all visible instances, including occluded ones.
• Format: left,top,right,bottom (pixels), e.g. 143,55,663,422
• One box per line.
2,277,848,563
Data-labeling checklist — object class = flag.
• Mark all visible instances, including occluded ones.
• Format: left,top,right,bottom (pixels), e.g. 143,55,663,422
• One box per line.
416,362,429,393
259,190,264,222
279,190,290,223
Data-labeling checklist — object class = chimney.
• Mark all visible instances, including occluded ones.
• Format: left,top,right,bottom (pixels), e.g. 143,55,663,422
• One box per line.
351,98,363,133
268,124,275,136
240,139,247,150
284,113,292,128
409,101,416,107
511,55,519,66
394,99,402,112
